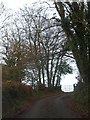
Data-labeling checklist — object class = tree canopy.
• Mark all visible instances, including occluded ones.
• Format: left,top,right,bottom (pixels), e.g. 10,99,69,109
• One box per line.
54,1,90,85
1,3,73,88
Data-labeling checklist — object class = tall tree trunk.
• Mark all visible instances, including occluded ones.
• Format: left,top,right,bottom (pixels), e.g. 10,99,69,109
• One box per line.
46,49,51,87
50,53,55,85
42,66,45,85
54,1,90,85
52,55,60,86
46,59,50,87
38,68,41,83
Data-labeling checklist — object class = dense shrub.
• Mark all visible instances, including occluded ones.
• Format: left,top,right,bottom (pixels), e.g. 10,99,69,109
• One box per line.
37,83,46,91
2,80,32,118
73,84,88,109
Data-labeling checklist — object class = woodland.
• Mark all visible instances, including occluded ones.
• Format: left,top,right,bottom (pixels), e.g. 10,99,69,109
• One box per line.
0,1,89,118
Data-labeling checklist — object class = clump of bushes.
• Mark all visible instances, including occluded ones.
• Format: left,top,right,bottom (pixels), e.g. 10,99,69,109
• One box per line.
2,80,32,118
73,84,88,110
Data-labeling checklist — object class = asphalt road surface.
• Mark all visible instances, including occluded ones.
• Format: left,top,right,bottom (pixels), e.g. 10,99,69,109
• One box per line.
16,94,81,118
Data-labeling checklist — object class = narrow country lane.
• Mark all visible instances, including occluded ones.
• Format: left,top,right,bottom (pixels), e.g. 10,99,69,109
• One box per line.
16,94,81,118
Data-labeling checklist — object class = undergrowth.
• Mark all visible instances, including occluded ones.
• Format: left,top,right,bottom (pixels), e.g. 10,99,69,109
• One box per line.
2,80,32,118
73,84,89,110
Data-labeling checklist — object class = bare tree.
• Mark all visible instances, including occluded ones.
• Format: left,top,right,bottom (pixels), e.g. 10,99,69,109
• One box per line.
1,3,72,89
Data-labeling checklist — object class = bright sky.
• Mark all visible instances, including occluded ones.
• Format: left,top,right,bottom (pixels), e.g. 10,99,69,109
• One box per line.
0,0,78,92
60,63,78,92
0,0,37,10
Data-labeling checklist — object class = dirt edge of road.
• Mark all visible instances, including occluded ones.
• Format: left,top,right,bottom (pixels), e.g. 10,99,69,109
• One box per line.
5,92,88,118
9,91,66,118
63,95,88,118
